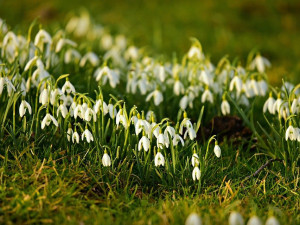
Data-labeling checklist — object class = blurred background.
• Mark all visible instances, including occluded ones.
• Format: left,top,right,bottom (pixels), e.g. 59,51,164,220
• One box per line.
1,0,299,84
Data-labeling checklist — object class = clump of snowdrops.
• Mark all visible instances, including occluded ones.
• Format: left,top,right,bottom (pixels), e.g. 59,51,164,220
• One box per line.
0,12,298,189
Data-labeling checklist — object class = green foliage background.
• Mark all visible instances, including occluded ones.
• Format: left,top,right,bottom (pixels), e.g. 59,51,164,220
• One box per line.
1,0,300,84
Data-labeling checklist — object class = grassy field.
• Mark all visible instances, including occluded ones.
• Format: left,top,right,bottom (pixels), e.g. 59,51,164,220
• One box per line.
0,1,299,225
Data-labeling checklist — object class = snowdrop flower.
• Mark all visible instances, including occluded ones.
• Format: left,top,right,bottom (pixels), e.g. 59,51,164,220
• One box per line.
229,211,244,225
229,75,243,96
55,38,77,53
214,141,221,158
125,45,139,61
285,125,297,141
2,31,19,63
187,45,203,60
138,134,150,152
273,95,283,114
192,166,201,181
149,121,160,139
258,79,268,96
250,54,271,73
81,127,94,143
95,66,120,88
174,79,185,96
180,95,189,110
291,98,299,114
94,99,108,115
50,88,62,106
221,99,230,115
72,130,80,144
79,52,99,67
154,151,165,167
263,93,276,114
201,88,213,103
172,134,184,146
247,216,262,225
57,102,68,118
156,65,166,82
191,152,199,167
102,150,112,167
164,123,176,138
64,49,81,64
180,115,196,140
146,89,163,106
34,29,52,55
157,132,166,149
108,103,117,119
39,87,49,105
116,109,129,129
62,79,76,94
0,77,4,95
41,113,58,129
199,70,210,85
19,100,32,117
265,216,280,225
185,213,202,225
67,126,73,142
250,79,260,96
74,103,84,119
84,107,97,122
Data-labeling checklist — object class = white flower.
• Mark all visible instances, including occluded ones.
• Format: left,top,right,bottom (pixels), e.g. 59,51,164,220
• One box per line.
273,97,283,114
258,80,268,96
146,89,163,106
173,134,184,146
62,80,76,94
138,135,150,152
157,133,166,149
174,80,185,96
81,128,94,143
19,100,32,117
84,108,97,122
102,151,112,167
247,216,262,225
154,151,165,167
108,104,117,119
41,113,58,129
93,99,108,115
116,109,129,129
263,95,275,114
64,49,81,64
229,211,244,225
67,127,73,142
187,46,203,60
221,100,230,115
180,95,189,110
0,77,4,95
39,88,49,105
265,216,280,225
201,89,213,103
285,125,297,141
72,131,80,143
250,54,271,73
192,166,201,181
180,117,196,140
55,38,77,53
164,125,176,138
229,76,243,96
185,213,202,225
34,29,52,55
50,88,62,106
191,153,199,167
80,52,99,67
57,103,68,118
291,98,299,114
94,66,120,88
214,144,221,158
199,70,210,85
74,104,84,119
